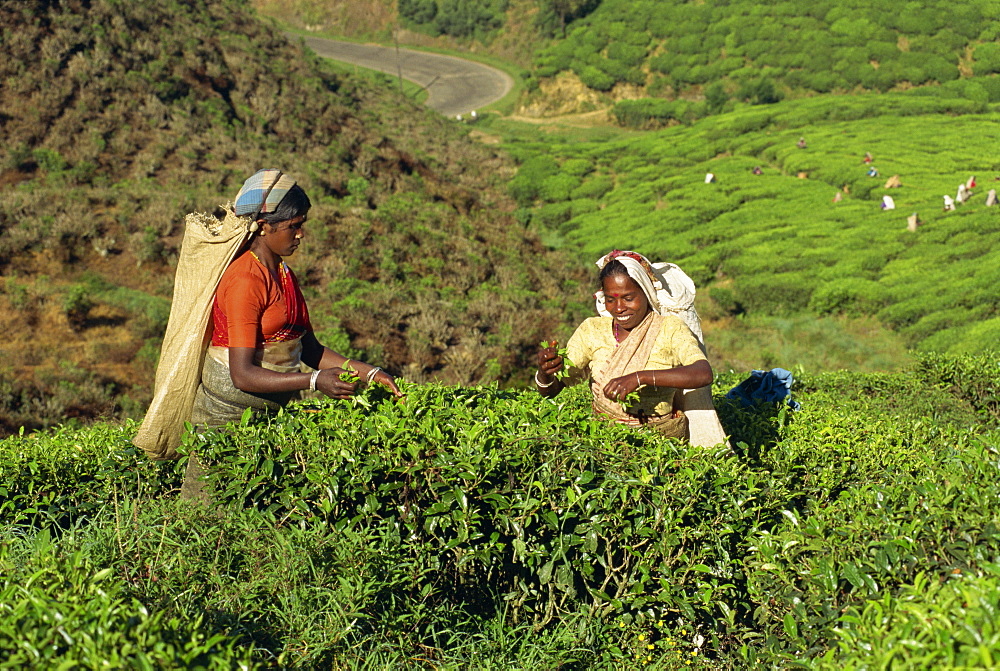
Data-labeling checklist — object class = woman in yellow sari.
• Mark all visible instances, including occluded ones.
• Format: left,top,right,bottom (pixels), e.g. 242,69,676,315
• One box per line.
535,250,727,445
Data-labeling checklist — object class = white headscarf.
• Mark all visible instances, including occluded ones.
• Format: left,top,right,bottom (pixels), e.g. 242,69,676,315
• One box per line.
594,250,703,341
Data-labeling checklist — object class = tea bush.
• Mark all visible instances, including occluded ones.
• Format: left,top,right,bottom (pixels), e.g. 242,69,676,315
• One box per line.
529,0,1000,104
1,353,998,666
0,534,253,669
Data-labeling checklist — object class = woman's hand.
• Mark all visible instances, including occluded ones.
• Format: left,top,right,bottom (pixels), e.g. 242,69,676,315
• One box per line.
314,367,359,399
536,341,563,385
371,368,405,399
604,373,641,403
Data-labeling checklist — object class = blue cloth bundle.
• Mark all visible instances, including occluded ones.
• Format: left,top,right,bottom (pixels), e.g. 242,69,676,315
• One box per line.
725,367,801,410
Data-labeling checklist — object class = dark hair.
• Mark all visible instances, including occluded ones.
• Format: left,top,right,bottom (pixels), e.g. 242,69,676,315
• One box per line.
259,184,311,224
599,259,629,285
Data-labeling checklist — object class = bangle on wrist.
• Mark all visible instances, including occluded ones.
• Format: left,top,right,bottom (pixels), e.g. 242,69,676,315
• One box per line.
534,371,555,388
366,366,382,385
309,369,321,391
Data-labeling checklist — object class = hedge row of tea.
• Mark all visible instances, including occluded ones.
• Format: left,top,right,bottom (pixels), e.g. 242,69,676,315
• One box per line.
1,352,998,667
494,91,1000,356
532,0,1000,98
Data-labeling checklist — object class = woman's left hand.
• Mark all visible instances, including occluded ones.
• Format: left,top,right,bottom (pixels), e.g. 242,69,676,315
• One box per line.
603,374,641,402
372,369,405,399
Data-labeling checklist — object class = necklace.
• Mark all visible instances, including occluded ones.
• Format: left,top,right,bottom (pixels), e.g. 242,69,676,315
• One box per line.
249,250,285,285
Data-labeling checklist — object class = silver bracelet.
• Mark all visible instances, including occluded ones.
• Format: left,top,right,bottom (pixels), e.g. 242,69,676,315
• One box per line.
366,366,382,385
534,371,555,388
309,369,321,391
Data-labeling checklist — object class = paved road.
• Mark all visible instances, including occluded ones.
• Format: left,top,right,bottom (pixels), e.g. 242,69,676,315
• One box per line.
296,35,514,118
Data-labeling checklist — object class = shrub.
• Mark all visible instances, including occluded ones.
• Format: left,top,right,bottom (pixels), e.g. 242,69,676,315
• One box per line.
808,278,888,316
577,65,616,91
612,98,680,129
535,201,574,228
62,283,94,331
0,540,254,669
539,172,583,202
570,176,614,200
733,272,813,314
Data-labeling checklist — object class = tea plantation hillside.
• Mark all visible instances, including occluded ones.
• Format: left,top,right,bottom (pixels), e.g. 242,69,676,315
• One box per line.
485,86,1000,359
529,0,1000,114
0,0,589,437
1,351,998,667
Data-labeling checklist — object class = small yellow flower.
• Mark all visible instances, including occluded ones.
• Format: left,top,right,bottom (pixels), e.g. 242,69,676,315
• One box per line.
638,634,645,641
657,620,664,627
619,621,626,628
646,656,652,662
647,644,655,650
681,629,687,635
691,651,697,656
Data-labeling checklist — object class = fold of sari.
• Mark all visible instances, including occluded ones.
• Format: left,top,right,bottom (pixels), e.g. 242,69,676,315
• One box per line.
590,312,688,439
191,259,310,429
190,338,303,428
265,261,310,343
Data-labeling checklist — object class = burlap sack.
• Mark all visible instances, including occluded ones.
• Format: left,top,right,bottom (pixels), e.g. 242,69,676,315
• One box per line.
133,205,255,460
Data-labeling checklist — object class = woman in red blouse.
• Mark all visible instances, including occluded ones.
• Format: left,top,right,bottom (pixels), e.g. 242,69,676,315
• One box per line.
190,169,402,429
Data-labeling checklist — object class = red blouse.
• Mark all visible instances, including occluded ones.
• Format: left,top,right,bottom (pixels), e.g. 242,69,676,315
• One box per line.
210,250,311,348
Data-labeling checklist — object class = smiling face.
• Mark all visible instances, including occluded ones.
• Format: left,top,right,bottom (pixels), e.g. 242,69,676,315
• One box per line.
602,272,651,332
260,215,306,257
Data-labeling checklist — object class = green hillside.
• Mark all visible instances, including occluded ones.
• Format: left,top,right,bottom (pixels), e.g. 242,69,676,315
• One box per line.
484,85,1000,358
1,351,998,667
0,0,587,436
529,0,1000,113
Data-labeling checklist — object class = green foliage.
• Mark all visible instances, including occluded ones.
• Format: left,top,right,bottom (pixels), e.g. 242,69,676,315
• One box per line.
0,353,998,665
0,537,253,669
495,89,1000,356
61,284,94,331
576,64,616,91
612,98,684,129
534,0,602,38
529,0,1000,108
399,0,509,39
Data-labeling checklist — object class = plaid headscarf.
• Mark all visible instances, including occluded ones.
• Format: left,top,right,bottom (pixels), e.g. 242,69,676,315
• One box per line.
233,169,297,218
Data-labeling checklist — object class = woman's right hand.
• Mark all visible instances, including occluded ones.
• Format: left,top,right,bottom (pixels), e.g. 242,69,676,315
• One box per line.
537,341,563,385
315,367,359,399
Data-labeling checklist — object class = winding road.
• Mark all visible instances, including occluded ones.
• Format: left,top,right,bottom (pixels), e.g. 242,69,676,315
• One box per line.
296,35,514,118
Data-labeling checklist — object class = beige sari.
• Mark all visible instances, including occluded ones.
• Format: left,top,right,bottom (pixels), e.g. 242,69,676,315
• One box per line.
589,313,689,439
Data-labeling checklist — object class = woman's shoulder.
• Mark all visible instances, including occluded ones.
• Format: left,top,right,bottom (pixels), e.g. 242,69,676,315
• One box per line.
580,315,610,329
220,251,267,283
573,315,610,337
656,313,689,331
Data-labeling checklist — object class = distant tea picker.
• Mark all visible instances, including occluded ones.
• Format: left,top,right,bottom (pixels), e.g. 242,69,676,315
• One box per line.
134,169,401,497
535,250,728,447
